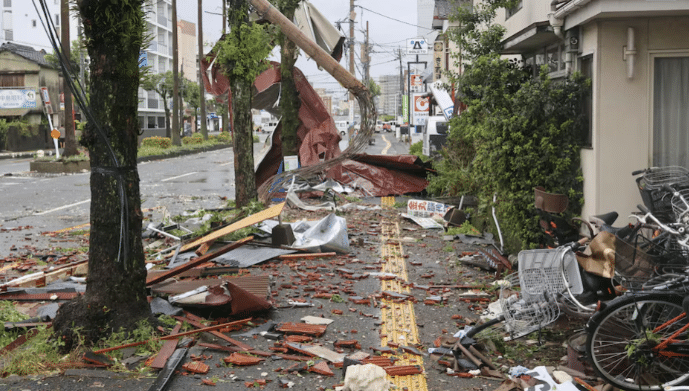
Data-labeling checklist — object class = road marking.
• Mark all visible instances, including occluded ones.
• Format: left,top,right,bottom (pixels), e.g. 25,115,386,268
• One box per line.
34,199,91,216
381,135,393,155
379,196,429,391
220,162,232,166
161,171,198,182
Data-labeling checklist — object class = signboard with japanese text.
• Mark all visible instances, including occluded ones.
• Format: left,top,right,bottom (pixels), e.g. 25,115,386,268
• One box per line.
0,88,37,109
406,199,451,219
433,40,446,81
407,38,428,55
412,93,429,126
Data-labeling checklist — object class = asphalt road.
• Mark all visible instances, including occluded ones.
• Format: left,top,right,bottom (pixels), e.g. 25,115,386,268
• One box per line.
0,131,410,259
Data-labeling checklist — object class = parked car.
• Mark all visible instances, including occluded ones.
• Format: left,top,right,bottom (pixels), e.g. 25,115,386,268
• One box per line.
382,122,392,132
374,120,382,133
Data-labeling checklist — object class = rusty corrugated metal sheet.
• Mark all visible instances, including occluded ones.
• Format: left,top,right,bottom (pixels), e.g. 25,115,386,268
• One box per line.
149,275,269,299
326,157,429,197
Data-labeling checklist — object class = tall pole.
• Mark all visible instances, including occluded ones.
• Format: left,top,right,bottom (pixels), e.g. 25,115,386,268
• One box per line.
398,48,403,122
198,0,208,139
222,0,227,34
363,21,369,83
172,0,180,145
348,0,355,123
61,0,77,156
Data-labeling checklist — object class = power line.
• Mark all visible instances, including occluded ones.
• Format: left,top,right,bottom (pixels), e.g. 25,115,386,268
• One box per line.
356,5,434,31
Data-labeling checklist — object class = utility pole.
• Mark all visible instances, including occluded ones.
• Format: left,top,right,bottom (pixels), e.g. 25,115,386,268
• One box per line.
61,0,77,156
363,21,369,83
221,0,229,133
348,0,355,123
223,0,227,34
398,47,404,122
172,0,181,145
198,0,208,139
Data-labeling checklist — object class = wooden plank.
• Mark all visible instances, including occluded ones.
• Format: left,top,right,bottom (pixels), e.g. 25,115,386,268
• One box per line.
145,236,253,286
173,315,253,351
179,202,285,252
149,322,183,369
92,318,251,354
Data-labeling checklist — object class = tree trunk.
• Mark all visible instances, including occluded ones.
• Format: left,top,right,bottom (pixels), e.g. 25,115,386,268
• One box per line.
53,0,152,349
232,78,257,206
61,0,78,157
278,2,300,157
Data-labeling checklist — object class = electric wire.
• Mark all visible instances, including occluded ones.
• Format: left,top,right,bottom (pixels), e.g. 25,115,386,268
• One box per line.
355,5,434,31
33,0,131,269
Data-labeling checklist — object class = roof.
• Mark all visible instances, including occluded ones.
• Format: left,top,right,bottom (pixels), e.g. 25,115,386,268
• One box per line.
0,42,54,68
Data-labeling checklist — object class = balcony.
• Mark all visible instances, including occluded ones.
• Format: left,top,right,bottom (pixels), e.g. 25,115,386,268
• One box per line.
147,99,159,109
157,15,168,28
157,43,168,55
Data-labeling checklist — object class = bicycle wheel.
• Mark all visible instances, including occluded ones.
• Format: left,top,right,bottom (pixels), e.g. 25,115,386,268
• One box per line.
586,294,689,391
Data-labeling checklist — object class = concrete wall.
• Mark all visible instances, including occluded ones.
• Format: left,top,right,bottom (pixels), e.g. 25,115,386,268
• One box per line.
495,0,550,36
581,16,689,220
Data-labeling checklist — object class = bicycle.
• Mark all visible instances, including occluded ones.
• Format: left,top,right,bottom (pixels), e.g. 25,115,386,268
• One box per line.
585,197,689,391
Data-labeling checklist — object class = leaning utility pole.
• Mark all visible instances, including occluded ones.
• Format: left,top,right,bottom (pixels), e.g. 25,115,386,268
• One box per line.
398,47,404,121
198,0,208,139
61,0,77,157
171,0,181,145
348,0,355,123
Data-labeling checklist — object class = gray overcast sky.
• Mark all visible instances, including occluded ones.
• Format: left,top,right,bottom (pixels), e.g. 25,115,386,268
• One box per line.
177,0,436,95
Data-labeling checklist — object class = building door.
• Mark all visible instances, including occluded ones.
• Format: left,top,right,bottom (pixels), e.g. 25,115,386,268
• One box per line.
653,57,689,167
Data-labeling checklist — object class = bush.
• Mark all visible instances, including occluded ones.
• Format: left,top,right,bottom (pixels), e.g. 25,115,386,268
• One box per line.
182,133,204,145
211,132,232,144
408,141,429,161
141,136,171,149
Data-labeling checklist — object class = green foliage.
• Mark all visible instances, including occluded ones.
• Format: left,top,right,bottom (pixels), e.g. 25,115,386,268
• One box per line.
447,221,481,236
1,326,67,376
182,132,204,145
100,319,161,362
330,294,344,303
432,0,589,251
0,118,32,145
253,134,260,143
141,136,172,149
367,79,381,97
216,20,272,85
408,141,429,162
211,132,232,144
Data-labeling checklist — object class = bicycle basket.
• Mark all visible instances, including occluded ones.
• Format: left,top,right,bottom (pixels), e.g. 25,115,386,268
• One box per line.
499,273,560,340
518,247,584,297
671,188,689,220
637,166,689,222
614,234,659,290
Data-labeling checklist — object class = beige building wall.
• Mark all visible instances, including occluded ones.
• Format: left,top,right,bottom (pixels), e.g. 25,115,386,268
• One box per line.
177,20,198,83
495,1,551,36
579,17,689,220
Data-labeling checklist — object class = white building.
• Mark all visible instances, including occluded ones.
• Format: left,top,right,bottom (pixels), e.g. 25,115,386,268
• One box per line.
377,74,401,117
138,0,174,134
0,0,67,52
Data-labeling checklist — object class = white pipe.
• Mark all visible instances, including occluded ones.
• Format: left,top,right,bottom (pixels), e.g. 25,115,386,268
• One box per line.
624,27,636,79
549,0,593,36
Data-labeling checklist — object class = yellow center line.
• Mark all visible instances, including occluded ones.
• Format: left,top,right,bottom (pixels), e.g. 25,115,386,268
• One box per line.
379,196,429,391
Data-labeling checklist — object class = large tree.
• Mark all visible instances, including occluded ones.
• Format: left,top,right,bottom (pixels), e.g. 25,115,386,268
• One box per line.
274,0,301,156
52,0,152,347
141,71,175,139
217,0,272,206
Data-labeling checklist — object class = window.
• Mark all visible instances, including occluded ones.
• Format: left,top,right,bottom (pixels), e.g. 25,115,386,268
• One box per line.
0,74,23,86
55,14,59,26
653,56,689,167
32,20,36,28
579,55,593,148
506,1,522,19
3,0,10,7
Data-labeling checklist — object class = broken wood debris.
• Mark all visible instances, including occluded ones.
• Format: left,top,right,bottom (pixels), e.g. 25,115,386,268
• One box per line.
146,236,253,286
92,318,251,355
180,202,285,252
172,314,253,351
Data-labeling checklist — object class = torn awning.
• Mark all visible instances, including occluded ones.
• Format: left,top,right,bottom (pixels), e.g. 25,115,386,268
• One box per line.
294,1,345,62
325,155,430,197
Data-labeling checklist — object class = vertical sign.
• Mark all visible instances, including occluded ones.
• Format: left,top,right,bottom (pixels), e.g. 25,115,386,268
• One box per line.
433,41,446,81
412,93,429,126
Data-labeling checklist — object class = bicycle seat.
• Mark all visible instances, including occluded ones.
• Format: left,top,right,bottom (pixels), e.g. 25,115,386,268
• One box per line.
589,212,618,227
